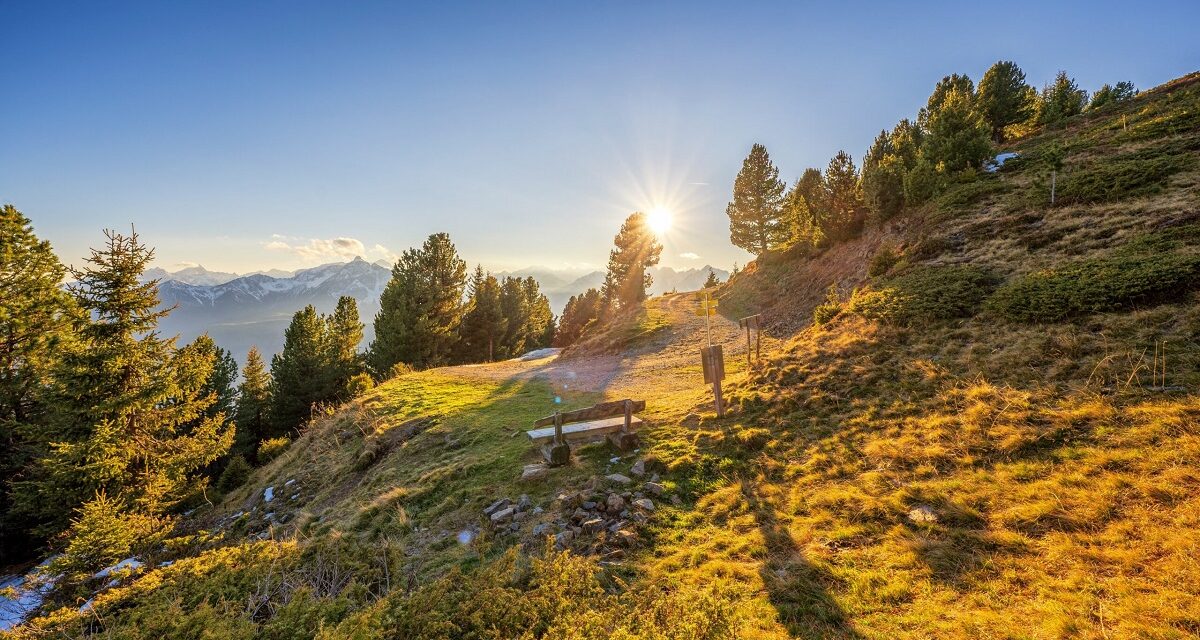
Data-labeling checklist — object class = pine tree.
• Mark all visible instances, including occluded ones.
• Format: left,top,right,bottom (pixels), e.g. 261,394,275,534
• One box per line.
521,277,554,350
189,335,238,421
234,346,272,459
977,60,1035,142
889,119,924,169
861,130,906,222
924,88,993,172
919,73,975,128
783,178,821,250
817,151,865,242
369,233,467,374
1036,71,1089,125
703,269,721,288
497,277,531,359
554,288,602,347
458,266,506,362
15,228,232,561
270,305,328,434
726,144,788,255
1088,81,1137,111
601,212,663,310
324,296,364,400
0,205,76,563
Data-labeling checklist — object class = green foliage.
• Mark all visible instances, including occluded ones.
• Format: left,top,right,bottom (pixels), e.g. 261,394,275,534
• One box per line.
783,170,826,251
215,455,252,493
0,204,76,563
703,269,721,288
270,305,329,434
602,212,663,309
257,436,292,462
54,492,165,577
345,372,375,398
726,143,789,255
234,346,271,459
847,265,1000,325
816,150,865,242
1046,145,1196,206
189,334,238,422
923,88,992,172
918,73,975,129
930,173,1010,220
324,296,365,401
369,232,468,373
977,60,1035,142
556,287,603,347
1088,80,1137,111
861,130,907,222
1036,71,1088,125
497,276,554,359
986,250,1200,323
903,155,945,206
812,284,843,326
868,245,902,277
458,265,505,361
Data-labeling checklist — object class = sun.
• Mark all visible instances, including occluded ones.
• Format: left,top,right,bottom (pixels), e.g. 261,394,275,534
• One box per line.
646,207,673,235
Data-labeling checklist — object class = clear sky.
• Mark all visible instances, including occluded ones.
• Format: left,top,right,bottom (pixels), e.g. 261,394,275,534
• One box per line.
2,1,1197,274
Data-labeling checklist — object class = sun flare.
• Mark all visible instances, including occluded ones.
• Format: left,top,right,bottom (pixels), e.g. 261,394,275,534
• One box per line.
647,207,673,235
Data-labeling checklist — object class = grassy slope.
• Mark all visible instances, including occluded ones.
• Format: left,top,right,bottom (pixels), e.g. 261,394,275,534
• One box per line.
11,72,1200,638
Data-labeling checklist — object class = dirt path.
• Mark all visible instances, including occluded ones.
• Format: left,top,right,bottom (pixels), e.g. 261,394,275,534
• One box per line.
442,291,774,405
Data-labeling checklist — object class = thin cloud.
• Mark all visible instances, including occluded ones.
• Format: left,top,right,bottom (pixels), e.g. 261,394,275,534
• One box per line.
679,252,701,260
263,236,395,263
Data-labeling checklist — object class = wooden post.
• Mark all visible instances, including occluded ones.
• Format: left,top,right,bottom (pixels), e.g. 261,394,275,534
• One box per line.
542,410,571,465
554,411,563,445
608,398,639,450
745,322,752,369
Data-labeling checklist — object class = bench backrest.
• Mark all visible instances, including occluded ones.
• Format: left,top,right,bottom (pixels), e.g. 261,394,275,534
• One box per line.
532,399,647,427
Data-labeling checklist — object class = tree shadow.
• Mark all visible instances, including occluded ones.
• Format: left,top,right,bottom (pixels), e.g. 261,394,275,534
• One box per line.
741,478,864,639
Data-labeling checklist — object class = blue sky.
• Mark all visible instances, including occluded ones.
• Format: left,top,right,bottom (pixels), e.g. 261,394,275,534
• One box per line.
2,1,1197,274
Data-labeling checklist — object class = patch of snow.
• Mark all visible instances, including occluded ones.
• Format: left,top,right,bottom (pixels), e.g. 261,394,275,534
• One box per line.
93,558,143,580
263,486,274,502
157,561,174,568
284,479,295,487
985,152,1019,172
515,348,561,361
1,558,60,630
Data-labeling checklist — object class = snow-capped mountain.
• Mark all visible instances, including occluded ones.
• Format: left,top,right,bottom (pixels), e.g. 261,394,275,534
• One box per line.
143,265,241,286
156,257,390,364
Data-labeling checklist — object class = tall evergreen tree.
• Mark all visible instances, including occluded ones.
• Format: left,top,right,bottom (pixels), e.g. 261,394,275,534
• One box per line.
14,228,232,561
976,60,1035,142
783,178,822,250
703,269,721,288
924,88,993,172
324,296,364,400
0,205,76,563
889,119,924,169
726,144,788,255
1036,71,1089,125
554,288,602,347
601,212,662,310
919,73,975,128
234,346,272,459
369,233,467,374
497,277,531,359
458,266,506,362
861,130,906,222
1088,81,1137,110
521,277,554,350
189,335,238,422
817,151,865,242
270,305,328,434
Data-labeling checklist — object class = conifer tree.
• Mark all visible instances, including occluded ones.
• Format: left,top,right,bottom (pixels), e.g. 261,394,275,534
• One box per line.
601,212,662,310
924,88,993,172
522,277,554,351
190,335,238,421
554,288,602,347
234,346,272,459
889,119,924,169
15,228,232,558
1036,71,1089,125
977,60,1035,142
0,205,76,563
726,144,788,255
324,296,364,400
817,151,865,242
861,130,906,222
497,277,531,359
783,178,821,250
369,233,467,374
703,269,721,288
459,266,506,361
270,305,327,434
919,73,975,128
1088,81,1136,110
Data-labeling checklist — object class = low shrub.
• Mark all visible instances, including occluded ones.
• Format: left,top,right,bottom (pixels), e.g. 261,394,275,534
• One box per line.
1038,144,1197,206
847,265,1000,325
812,284,843,326
930,174,1011,220
257,436,291,462
986,251,1200,322
345,372,375,398
868,245,902,277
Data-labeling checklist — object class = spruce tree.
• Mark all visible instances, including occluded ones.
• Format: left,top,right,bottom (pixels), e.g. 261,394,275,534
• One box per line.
924,88,993,172
1088,81,1136,111
459,266,505,362
16,228,232,560
889,119,924,170
369,233,467,374
554,288,602,347
861,130,906,222
0,204,76,563
270,305,327,434
522,277,554,351
324,296,364,400
726,144,788,255
977,60,1035,142
190,335,238,421
919,73,975,128
1036,71,1089,125
703,269,721,288
497,277,531,359
817,151,865,242
234,346,272,459
601,212,662,310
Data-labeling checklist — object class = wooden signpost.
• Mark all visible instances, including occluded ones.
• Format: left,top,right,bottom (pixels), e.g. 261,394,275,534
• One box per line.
739,313,762,369
701,345,725,417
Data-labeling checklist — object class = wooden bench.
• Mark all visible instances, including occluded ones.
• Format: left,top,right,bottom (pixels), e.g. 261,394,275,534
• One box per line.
527,399,646,465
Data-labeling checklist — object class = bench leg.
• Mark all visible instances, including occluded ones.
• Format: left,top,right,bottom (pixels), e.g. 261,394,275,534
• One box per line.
607,431,639,451
542,442,571,466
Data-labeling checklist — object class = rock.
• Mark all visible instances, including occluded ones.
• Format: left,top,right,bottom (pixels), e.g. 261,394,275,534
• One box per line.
532,506,544,515
670,495,683,506
605,473,632,485
582,500,598,510
650,473,660,483
582,518,606,534
484,498,511,516
263,487,275,503
633,498,655,511
490,507,516,524
644,482,665,496
630,460,646,477
509,522,521,531
614,529,638,547
521,464,549,481
681,412,701,428
606,493,626,512
517,494,532,511
532,523,551,536
513,511,529,523
572,508,590,522
555,530,575,548
907,505,938,524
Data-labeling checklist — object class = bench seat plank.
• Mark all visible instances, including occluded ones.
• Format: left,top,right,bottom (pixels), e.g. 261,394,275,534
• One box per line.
526,415,644,445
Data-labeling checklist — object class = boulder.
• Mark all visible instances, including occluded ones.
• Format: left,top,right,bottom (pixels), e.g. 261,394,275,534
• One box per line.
644,482,665,496
605,473,632,485
484,498,511,516
582,518,606,535
555,530,575,548
490,507,516,524
630,460,646,477
633,498,655,512
521,464,550,481
606,493,626,512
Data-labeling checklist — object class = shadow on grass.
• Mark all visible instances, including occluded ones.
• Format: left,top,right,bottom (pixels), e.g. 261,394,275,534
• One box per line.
741,478,863,639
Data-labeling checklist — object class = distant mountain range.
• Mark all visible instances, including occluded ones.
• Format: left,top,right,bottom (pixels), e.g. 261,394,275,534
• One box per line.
149,259,728,365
